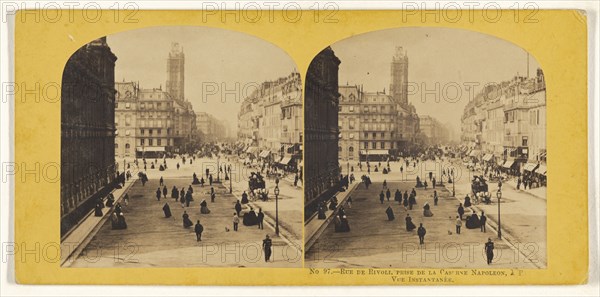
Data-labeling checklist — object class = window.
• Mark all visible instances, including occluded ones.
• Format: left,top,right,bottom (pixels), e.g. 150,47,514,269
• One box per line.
149,139,153,146
115,102,119,109
125,143,130,152
349,133,354,139
364,132,368,139
381,132,385,138
149,129,153,135
349,106,354,112
140,129,144,135
522,136,528,146
349,146,354,152
125,116,131,126
125,130,131,136
371,142,376,149
140,139,145,146
157,129,162,135
381,142,385,149
140,103,145,110
372,132,377,138
158,139,162,146
125,102,131,109
363,142,368,149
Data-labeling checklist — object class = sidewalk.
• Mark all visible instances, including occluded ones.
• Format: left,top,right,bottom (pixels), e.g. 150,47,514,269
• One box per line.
60,172,139,266
304,181,360,251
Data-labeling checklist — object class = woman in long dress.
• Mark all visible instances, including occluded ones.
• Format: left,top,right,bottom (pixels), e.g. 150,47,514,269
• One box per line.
423,202,434,217
200,199,211,214
405,214,416,231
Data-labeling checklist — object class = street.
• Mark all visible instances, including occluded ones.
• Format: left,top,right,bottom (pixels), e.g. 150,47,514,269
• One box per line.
305,158,545,268
70,156,302,267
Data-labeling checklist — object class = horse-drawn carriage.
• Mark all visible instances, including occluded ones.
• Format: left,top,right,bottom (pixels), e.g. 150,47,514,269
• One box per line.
248,172,266,191
471,175,491,204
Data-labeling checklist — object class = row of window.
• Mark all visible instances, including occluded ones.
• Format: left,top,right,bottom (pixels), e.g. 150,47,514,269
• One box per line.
338,141,395,151
339,105,395,113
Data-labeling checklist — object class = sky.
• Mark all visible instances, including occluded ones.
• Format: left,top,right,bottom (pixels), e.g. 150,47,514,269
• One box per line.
107,26,298,136
330,27,541,136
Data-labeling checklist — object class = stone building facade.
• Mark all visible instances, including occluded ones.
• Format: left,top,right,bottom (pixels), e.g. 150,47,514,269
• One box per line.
61,37,117,236
304,47,341,214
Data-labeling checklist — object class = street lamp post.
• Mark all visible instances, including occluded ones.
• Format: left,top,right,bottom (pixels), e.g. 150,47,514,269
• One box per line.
229,167,232,194
497,189,502,239
217,155,221,183
274,178,280,236
452,171,456,197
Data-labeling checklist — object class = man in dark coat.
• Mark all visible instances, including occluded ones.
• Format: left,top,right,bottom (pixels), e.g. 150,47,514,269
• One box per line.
379,191,385,204
162,186,168,199
386,189,391,201
257,208,264,229
480,211,487,232
235,200,242,216
458,203,465,220
156,188,161,201
194,220,204,241
417,223,426,245
263,235,273,262
163,203,172,218
485,238,494,265
385,206,395,221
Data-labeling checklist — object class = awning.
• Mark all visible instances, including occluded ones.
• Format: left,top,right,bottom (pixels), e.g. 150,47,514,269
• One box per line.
246,146,258,153
469,150,481,157
482,154,494,162
259,150,271,158
360,149,389,155
278,156,292,165
523,163,539,172
497,159,505,166
536,164,547,176
502,159,515,169
136,146,165,152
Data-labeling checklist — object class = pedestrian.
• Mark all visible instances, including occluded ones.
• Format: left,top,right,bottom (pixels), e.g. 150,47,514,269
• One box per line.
235,200,242,216
211,191,216,203
162,186,168,199
455,215,462,234
182,211,193,228
263,235,273,262
458,203,465,220
172,186,178,200
385,206,395,221
433,190,438,206
156,188,161,201
347,196,352,208
177,163,180,170
162,202,172,218
233,213,240,231
386,188,391,201
485,238,494,264
257,208,264,229
160,176,164,186
417,223,426,245
405,214,416,231
480,211,487,232
194,220,204,241
383,180,387,189
379,191,385,204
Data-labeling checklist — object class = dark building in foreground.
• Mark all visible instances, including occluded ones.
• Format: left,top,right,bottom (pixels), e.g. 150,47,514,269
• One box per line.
61,37,117,237
304,47,341,217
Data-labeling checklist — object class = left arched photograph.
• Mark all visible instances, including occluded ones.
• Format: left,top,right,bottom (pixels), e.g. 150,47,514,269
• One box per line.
60,26,303,268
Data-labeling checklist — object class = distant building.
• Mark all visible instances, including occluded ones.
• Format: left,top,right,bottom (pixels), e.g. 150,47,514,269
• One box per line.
196,112,227,142
462,69,546,181
237,72,302,165
115,81,139,158
418,115,449,146
61,37,117,236
304,47,341,214
166,42,185,101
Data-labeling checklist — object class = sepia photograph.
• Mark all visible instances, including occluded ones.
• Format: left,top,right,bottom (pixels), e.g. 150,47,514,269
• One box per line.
304,27,547,269
59,26,303,268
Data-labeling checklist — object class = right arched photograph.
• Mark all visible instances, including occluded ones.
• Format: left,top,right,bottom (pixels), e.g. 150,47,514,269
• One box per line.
304,27,547,269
